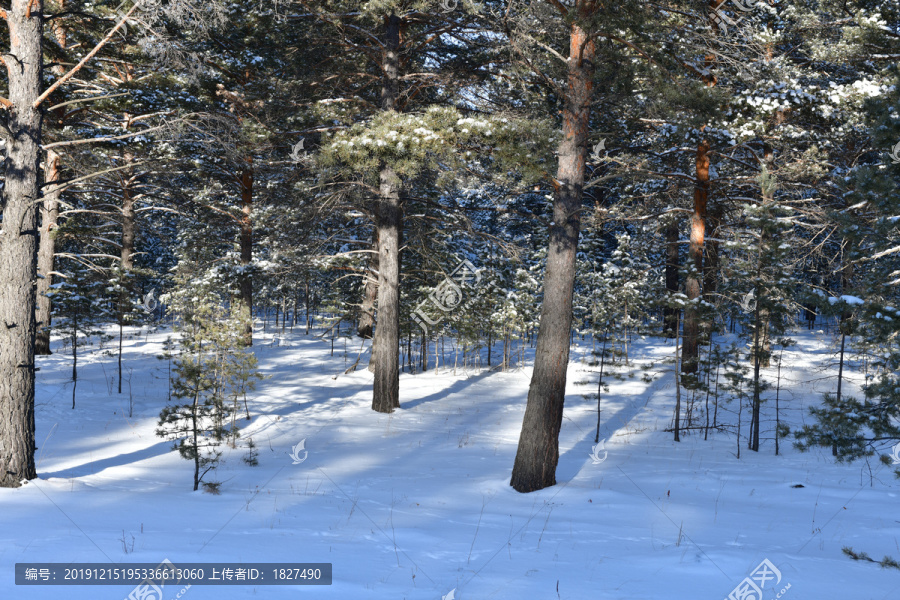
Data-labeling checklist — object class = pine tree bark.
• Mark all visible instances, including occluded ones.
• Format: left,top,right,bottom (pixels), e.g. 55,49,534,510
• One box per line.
118,152,136,393
358,230,378,339
239,159,253,346
372,169,402,411
750,280,762,452
371,13,403,413
510,4,595,493
0,0,43,488
681,2,722,372
35,150,60,355
682,138,710,374
34,0,69,356
703,200,722,304
663,218,679,337
36,2,68,356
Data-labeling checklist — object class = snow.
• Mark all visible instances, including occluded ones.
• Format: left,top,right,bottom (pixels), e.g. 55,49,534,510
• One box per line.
828,295,865,306
1,326,898,599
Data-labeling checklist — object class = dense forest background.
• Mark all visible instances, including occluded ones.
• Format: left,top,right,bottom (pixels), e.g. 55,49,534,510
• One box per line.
0,0,898,501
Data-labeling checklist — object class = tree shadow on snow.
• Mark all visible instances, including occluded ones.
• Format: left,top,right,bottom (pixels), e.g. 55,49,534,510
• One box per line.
555,379,657,484
400,368,499,410
39,440,172,479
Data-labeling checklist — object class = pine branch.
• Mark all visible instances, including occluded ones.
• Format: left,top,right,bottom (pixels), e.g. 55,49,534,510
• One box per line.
34,3,141,108
843,547,900,571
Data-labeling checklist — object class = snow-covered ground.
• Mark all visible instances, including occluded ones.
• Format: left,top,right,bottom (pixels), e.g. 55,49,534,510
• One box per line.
2,324,898,599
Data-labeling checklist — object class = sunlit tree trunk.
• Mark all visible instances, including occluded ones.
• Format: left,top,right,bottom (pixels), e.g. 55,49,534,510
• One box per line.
371,13,403,413
35,150,60,355
0,0,44,488
682,138,709,374
511,2,596,493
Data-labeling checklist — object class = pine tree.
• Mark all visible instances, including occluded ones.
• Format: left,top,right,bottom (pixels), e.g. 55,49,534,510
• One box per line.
795,72,900,470
509,0,665,492
158,270,252,491
722,168,797,452
509,0,602,494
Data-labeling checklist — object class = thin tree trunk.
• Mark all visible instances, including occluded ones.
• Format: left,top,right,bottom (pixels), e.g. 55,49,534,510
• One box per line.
834,237,854,455
511,7,595,493
775,345,783,455
736,380,742,460
192,388,200,491
834,331,847,456
663,218,679,337
0,0,44,488
240,158,253,346
192,336,204,491
118,320,124,391
704,335,713,440
36,150,60,355
421,330,427,372
305,278,310,334
118,155,135,394
594,335,607,443
708,362,720,440
71,308,77,410
836,333,847,402
674,312,682,442
750,280,762,452
371,13,403,413
757,144,776,369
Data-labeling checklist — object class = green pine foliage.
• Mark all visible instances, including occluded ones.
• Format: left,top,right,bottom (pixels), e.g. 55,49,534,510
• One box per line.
794,72,900,472
156,256,260,491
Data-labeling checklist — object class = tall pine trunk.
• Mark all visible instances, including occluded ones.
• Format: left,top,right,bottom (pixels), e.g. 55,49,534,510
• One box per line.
510,6,595,493
682,138,710,374
36,2,68,357
358,230,378,339
371,13,402,413
0,0,43,487
682,4,721,373
36,150,60,355
703,200,722,305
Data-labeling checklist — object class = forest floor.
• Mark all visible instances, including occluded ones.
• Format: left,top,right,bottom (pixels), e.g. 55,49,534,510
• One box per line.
1,322,898,599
